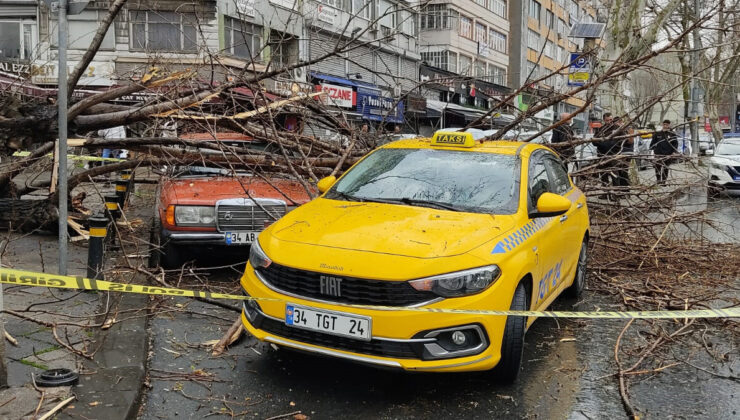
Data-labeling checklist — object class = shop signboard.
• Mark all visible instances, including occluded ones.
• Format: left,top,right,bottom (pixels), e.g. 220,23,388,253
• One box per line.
357,87,404,123
317,83,355,108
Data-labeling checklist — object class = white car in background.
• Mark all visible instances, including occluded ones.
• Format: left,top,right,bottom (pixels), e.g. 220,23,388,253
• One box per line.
708,135,740,196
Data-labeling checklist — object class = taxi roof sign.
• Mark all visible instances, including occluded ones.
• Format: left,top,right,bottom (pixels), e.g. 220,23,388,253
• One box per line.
431,131,475,148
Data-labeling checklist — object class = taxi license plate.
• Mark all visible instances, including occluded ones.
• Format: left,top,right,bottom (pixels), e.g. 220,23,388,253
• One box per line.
224,231,258,245
285,304,371,341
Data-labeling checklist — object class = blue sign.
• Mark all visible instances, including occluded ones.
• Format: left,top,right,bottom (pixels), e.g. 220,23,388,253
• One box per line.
567,52,590,87
356,88,404,124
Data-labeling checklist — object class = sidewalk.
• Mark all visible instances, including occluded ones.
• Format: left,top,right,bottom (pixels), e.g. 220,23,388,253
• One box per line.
0,200,149,419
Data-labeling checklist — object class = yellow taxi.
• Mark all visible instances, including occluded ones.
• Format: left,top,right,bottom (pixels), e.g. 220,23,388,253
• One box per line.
240,131,590,382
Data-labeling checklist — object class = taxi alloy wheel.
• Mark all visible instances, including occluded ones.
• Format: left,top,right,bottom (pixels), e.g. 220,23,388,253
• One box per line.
565,239,588,298
493,282,527,383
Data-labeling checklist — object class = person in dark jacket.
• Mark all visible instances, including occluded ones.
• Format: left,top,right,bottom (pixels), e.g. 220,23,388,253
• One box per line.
594,114,632,191
551,112,575,163
650,119,679,184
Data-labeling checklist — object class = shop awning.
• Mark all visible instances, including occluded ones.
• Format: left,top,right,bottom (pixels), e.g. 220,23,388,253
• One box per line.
230,87,280,101
426,100,487,122
310,72,379,91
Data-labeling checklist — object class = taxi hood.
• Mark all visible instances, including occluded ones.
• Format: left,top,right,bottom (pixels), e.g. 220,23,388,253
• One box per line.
268,198,516,258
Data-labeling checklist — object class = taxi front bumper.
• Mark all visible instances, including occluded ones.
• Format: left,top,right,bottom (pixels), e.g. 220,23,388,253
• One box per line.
240,267,513,372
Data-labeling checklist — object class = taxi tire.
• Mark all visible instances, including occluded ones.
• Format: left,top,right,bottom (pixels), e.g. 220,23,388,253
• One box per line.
565,239,588,298
493,282,527,383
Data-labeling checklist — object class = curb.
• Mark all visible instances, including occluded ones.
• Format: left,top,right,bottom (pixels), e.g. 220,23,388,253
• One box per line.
59,283,148,420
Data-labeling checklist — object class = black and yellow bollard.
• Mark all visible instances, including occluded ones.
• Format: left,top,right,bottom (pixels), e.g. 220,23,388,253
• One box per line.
121,169,134,205
104,194,120,245
87,215,108,280
115,179,128,209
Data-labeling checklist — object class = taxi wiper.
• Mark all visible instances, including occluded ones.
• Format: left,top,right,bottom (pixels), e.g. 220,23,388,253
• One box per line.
398,198,464,212
328,191,364,202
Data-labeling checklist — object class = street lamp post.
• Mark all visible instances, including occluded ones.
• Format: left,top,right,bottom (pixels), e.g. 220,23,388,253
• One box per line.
57,0,69,276
44,0,90,275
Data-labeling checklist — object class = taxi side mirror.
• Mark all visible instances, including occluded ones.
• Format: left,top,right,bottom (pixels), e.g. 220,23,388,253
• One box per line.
531,192,571,218
317,176,337,193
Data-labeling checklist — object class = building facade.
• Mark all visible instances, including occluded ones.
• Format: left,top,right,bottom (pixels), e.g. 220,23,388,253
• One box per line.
416,0,511,131
509,0,597,132
0,0,421,137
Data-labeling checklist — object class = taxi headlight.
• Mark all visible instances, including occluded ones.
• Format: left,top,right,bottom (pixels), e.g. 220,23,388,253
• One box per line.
249,239,272,269
409,265,501,297
174,206,215,226
711,163,728,171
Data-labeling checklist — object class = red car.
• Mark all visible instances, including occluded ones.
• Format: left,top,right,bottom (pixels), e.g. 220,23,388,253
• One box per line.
149,133,314,268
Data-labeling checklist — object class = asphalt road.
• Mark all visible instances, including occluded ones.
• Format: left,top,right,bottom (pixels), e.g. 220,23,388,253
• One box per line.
138,179,739,420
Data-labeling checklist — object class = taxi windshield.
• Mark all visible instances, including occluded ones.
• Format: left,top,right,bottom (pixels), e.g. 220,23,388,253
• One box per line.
326,148,519,213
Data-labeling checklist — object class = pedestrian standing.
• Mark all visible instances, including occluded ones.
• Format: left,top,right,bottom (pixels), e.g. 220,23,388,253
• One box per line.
650,119,679,185
551,113,576,165
594,113,616,188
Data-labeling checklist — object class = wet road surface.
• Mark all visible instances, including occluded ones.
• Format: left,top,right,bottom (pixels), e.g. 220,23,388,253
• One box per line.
139,282,739,419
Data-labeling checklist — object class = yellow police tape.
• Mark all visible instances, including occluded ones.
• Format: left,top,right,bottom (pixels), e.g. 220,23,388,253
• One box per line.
1,268,738,319
12,151,125,162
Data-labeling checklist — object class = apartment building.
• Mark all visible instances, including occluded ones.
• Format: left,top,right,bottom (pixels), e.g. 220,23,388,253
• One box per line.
509,0,598,132
303,0,420,133
417,0,511,130
0,0,421,134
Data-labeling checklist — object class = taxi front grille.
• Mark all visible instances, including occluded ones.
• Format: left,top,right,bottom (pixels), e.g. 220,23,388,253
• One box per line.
259,317,419,359
216,204,286,232
256,263,437,307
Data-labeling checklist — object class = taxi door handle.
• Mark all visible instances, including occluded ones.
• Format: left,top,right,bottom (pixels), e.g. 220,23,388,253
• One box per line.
559,215,568,223
576,202,584,209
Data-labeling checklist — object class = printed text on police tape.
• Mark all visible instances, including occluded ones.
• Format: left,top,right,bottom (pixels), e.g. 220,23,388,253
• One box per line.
1,269,738,319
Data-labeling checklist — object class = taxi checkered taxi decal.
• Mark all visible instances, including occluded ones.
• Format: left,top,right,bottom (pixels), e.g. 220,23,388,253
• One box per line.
491,190,583,254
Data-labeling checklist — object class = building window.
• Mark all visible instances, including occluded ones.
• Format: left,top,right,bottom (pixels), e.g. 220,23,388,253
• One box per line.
489,28,506,53
546,10,554,28
353,0,372,20
475,22,487,43
529,0,541,21
0,20,36,60
557,46,565,63
320,0,341,7
527,29,539,50
224,17,262,60
488,65,506,85
569,0,579,20
459,15,473,39
420,4,458,30
421,50,457,72
475,60,486,77
558,18,567,34
489,0,507,18
398,8,416,36
459,54,472,75
473,0,486,7
378,0,395,28
268,32,298,68
53,11,114,50
545,40,554,57
130,11,197,51
525,61,543,79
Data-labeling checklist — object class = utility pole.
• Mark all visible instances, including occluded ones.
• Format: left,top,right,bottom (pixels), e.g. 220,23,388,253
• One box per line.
57,0,69,275
689,0,701,156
